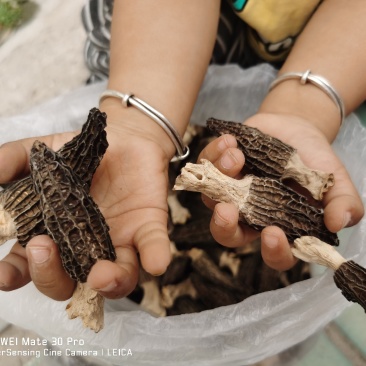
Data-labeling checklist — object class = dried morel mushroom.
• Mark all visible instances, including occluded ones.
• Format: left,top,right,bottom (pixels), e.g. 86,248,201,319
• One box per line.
207,118,334,200
293,237,366,312
0,108,113,332
30,140,116,332
0,108,108,247
187,248,248,308
128,130,313,316
174,159,339,246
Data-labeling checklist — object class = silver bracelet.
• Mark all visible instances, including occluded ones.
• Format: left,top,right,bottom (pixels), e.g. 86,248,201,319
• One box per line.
99,90,190,161
268,70,345,126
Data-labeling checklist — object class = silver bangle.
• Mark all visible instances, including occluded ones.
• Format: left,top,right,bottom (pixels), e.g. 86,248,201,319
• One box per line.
99,90,190,162
268,70,345,126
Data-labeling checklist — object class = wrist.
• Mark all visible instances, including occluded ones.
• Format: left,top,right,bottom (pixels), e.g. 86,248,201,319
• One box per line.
100,98,177,160
259,76,342,142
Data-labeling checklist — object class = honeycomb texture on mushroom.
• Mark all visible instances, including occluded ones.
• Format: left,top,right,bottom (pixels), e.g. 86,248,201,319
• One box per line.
174,159,339,246
246,175,339,245
207,118,334,200
29,140,115,282
207,118,293,179
0,108,108,247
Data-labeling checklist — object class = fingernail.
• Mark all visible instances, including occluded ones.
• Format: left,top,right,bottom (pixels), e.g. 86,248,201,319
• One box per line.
342,212,352,228
96,281,117,293
263,233,279,249
29,247,50,264
214,211,229,227
217,136,229,152
152,270,166,277
220,150,237,170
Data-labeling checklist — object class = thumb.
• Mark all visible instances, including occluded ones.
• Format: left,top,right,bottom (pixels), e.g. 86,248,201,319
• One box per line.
26,235,75,301
0,132,76,183
322,171,364,233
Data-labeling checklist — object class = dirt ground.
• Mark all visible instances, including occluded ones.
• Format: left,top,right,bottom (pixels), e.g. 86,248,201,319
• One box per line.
0,0,89,117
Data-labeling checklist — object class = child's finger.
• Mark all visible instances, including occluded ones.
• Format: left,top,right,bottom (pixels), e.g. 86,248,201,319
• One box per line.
322,168,364,233
0,140,34,182
210,202,260,248
88,246,139,299
0,242,30,291
134,218,172,276
26,235,76,301
260,226,297,271
198,134,244,174
0,132,76,183
198,135,245,210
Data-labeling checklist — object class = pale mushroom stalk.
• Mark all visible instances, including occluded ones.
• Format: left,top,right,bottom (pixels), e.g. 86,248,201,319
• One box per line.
174,159,339,246
138,269,167,317
293,236,366,311
161,278,198,309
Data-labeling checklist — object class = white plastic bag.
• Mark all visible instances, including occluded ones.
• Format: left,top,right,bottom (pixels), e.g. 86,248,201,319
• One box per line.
0,64,365,365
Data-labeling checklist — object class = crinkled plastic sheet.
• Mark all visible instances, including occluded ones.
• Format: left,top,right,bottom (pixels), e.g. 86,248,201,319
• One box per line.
0,64,365,365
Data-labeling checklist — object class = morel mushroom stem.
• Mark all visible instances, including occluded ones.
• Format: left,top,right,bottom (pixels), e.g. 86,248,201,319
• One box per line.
174,159,338,246
292,236,345,270
0,203,17,244
66,283,105,332
161,278,198,309
293,237,366,311
139,269,167,317
207,118,334,200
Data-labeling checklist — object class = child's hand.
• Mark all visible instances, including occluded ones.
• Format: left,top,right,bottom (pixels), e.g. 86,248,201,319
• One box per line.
198,113,364,271
0,122,173,300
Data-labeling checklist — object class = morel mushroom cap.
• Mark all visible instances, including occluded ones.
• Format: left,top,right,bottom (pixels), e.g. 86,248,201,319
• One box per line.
29,140,115,283
0,108,108,247
29,139,115,332
0,109,113,332
207,118,334,200
174,159,339,246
